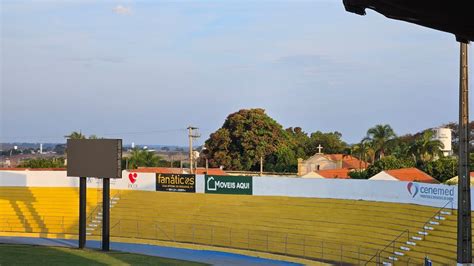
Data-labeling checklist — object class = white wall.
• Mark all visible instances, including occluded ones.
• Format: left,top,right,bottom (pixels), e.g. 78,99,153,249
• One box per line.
0,170,469,209
254,176,459,209
0,170,156,191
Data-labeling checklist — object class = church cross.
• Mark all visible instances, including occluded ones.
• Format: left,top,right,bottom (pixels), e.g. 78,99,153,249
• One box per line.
317,144,323,154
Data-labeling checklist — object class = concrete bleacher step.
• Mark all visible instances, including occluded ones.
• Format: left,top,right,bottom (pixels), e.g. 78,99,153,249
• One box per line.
382,261,392,266
388,256,398,261
435,216,446,220
400,246,410,251
86,228,94,231
406,241,416,246
412,236,422,241
394,251,404,256
418,231,428,236
440,211,451,215
88,224,98,227
429,221,440,225
424,226,434,230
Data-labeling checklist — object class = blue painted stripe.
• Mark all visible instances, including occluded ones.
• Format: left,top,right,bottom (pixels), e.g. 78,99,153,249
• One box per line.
0,236,302,266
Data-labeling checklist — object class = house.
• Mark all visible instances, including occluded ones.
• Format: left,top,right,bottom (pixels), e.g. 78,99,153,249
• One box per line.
297,153,367,176
302,168,351,179
369,168,439,184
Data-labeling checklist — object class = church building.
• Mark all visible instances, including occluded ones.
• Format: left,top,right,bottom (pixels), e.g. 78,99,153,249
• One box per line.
297,145,368,177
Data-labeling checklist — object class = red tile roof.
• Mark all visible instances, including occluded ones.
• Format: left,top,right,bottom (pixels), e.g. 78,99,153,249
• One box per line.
0,168,66,171
134,167,181,174
134,167,227,175
315,168,351,179
195,168,227,175
325,154,368,169
385,168,439,184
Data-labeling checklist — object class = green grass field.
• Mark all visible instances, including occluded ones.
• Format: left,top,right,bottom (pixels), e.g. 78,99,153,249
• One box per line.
0,244,209,266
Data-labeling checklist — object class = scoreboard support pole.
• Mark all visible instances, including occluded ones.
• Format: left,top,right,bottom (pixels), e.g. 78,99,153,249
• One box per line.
102,177,110,251
79,176,87,249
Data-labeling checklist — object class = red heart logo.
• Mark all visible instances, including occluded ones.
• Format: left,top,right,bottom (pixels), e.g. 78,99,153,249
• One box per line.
129,173,137,184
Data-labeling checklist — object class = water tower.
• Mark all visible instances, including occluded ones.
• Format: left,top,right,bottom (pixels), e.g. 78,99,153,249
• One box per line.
434,128,452,156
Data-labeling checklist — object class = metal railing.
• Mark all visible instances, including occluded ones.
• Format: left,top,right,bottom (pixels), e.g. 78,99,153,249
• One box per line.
0,200,455,265
364,200,454,265
109,219,378,265
365,229,410,265
420,200,453,240
0,215,70,234
86,190,121,225
1,215,378,264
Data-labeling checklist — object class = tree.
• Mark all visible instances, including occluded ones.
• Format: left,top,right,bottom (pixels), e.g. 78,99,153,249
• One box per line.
364,155,416,178
409,130,444,165
127,148,161,169
18,157,65,168
54,144,66,155
285,127,310,159
306,131,348,156
204,109,290,171
365,124,396,160
266,145,297,173
351,139,374,165
65,131,86,139
420,156,457,183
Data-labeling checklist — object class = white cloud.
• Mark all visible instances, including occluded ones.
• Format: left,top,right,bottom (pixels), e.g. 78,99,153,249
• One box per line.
113,5,131,15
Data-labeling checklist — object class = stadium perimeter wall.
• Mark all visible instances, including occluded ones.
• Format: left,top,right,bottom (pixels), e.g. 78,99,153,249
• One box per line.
0,170,468,209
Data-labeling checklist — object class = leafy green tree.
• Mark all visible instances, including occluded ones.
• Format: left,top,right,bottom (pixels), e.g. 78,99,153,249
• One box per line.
348,170,370,179
420,156,457,183
205,128,233,169
365,124,396,160
127,148,161,169
205,109,289,171
365,155,416,177
285,127,310,159
388,134,414,161
18,157,65,168
54,144,66,155
266,145,297,172
409,130,444,164
306,131,348,155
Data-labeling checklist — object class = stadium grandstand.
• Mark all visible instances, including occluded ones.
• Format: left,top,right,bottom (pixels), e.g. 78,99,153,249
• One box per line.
1,169,471,265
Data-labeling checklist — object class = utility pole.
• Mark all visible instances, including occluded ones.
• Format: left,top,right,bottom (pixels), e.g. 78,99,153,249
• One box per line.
187,126,200,174
260,156,263,176
458,41,471,264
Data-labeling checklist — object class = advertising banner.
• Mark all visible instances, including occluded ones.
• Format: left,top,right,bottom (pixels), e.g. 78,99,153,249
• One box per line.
205,175,252,195
156,174,195,193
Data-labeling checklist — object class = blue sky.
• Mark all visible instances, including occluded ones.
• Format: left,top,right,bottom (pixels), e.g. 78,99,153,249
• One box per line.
1,0,472,146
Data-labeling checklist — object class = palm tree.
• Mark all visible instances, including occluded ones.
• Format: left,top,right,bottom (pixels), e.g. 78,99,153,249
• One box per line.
65,131,86,139
409,130,444,164
352,138,375,166
366,124,396,161
128,148,160,169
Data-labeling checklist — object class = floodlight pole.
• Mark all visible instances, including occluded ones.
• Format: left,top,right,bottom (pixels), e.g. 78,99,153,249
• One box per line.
79,177,87,249
457,41,472,264
102,178,110,251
